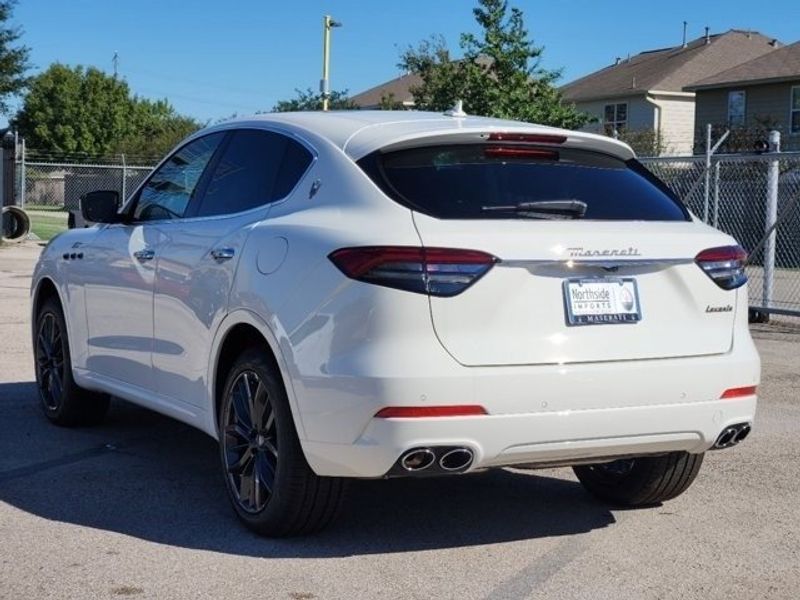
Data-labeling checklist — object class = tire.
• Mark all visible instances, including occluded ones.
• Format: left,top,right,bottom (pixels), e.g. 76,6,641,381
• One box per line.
34,296,110,426
218,347,347,536
573,451,704,506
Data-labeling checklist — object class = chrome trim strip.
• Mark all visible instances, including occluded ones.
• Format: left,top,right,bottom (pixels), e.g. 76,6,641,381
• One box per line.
498,258,694,268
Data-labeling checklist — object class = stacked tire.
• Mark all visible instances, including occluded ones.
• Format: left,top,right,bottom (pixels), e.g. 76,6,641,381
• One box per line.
1,206,30,242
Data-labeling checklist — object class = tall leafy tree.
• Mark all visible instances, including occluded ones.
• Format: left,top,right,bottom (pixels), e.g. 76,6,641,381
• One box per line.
272,88,357,112
14,64,201,158
0,0,30,115
400,0,587,129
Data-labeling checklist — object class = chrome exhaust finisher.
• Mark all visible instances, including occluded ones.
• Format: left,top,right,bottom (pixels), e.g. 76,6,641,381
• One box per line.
734,424,752,443
712,422,752,449
387,446,475,477
400,448,436,472
439,448,474,472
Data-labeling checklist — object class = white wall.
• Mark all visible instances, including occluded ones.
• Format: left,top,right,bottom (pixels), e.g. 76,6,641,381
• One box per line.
574,95,655,135
573,93,696,156
650,94,696,156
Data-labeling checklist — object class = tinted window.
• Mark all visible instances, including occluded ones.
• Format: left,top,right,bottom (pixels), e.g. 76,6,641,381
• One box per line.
358,144,689,221
194,130,311,217
133,133,224,221
273,138,313,199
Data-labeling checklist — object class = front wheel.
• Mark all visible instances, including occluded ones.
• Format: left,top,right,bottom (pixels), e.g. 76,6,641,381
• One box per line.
573,451,704,506
34,297,109,426
218,348,347,536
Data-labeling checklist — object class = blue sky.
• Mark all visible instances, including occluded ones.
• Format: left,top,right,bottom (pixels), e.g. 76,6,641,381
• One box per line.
8,0,800,124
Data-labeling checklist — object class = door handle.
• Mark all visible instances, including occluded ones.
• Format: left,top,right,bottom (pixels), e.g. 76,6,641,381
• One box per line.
133,249,155,262
211,247,235,262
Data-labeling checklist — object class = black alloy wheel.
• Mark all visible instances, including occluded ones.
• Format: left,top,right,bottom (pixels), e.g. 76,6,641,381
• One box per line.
35,311,66,412
217,347,347,536
34,297,109,426
221,370,279,514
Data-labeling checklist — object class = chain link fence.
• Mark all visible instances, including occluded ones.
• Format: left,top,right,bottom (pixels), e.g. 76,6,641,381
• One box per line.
19,160,154,211
642,152,800,317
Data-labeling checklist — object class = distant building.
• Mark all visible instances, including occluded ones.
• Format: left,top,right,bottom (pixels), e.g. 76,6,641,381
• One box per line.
350,72,421,109
686,40,800,151
560,30,779,155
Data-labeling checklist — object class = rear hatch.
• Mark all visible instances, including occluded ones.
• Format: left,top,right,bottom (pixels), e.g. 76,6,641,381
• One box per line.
358,135,741,366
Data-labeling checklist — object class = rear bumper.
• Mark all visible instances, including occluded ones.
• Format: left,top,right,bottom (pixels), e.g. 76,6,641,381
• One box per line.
304,397,756,477
299,335,760,478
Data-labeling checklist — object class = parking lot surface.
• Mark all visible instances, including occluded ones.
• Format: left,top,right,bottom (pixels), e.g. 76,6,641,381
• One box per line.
1,241,799,600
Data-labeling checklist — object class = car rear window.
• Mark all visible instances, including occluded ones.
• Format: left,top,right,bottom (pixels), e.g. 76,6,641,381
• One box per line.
358,144,690,221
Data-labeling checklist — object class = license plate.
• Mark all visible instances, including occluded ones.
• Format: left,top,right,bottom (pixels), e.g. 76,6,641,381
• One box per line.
563,278,641,326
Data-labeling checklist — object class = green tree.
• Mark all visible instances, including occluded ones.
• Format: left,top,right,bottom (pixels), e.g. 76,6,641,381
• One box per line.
0,1,30,115
117,98,202,157
14,63,201,159
400,0,587,129
272,88,358,112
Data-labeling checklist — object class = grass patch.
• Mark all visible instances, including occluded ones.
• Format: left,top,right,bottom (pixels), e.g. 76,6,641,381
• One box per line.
27,210,68,241
24,204,66,212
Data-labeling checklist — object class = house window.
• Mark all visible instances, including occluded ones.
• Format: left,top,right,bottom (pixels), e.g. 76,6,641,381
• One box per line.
791,86,800,134
728,90,746,128
603,103,627,136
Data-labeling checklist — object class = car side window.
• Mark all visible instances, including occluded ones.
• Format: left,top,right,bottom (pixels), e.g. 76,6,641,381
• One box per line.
194,130,313,218
131,133,225,222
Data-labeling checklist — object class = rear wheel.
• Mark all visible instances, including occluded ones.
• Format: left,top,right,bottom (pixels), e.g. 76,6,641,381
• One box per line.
34,297,110,426
573,451,704,506
218,347,347,536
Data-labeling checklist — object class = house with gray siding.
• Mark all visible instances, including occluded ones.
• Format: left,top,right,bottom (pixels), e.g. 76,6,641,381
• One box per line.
560,30,779,155
686,41,800,151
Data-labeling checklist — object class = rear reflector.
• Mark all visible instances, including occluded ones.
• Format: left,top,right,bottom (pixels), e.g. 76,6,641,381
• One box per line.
375,405,488,418
695,245,748,290
484,146,559,160
487,132,567,144
721,386,757,399
329,246,497,297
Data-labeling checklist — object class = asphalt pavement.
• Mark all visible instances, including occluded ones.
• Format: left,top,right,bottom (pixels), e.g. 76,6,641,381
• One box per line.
1,241,798,600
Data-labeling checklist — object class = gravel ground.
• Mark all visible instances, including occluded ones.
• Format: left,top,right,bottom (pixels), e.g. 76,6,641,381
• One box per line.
1,241,798,600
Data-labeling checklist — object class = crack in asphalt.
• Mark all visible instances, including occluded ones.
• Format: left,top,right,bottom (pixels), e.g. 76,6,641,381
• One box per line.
482,537,585,600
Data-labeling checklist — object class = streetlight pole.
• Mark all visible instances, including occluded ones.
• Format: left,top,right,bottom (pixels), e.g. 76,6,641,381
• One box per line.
321,15,342,111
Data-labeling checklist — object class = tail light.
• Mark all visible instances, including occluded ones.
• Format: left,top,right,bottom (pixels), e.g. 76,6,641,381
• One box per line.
328,246,497,297
695,245,748,290
484,146,559,160
487,133,567,144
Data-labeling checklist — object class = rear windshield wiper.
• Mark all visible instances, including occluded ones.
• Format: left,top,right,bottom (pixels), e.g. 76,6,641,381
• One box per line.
480,199,588,220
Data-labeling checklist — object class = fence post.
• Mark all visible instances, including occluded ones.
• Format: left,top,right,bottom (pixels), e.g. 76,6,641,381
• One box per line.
704,124,712,222
121,154,127,202
19,137,26,209
762,130,781,309
713,161,720,228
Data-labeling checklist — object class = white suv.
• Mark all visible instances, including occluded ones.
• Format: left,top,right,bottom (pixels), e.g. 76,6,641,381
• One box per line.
31,111,760,535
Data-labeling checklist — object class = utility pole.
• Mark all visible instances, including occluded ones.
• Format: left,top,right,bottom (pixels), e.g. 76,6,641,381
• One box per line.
320,15,342,111
112,52,119,79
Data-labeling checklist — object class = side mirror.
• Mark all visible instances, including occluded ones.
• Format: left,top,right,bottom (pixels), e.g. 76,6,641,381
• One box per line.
81,190,120,224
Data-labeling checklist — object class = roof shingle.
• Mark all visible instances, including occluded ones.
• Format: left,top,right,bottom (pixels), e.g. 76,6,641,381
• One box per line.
560,30,778,102
686,40,800,89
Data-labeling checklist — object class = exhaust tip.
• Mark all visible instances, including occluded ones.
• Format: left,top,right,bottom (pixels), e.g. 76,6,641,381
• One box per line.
714,428,737,448
439,448,474,472
400,448,436,472
734,424,751,443
713,422,752,449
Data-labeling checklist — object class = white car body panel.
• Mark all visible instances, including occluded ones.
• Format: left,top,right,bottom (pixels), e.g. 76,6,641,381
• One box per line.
31,111,760,479
415,215,738,365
